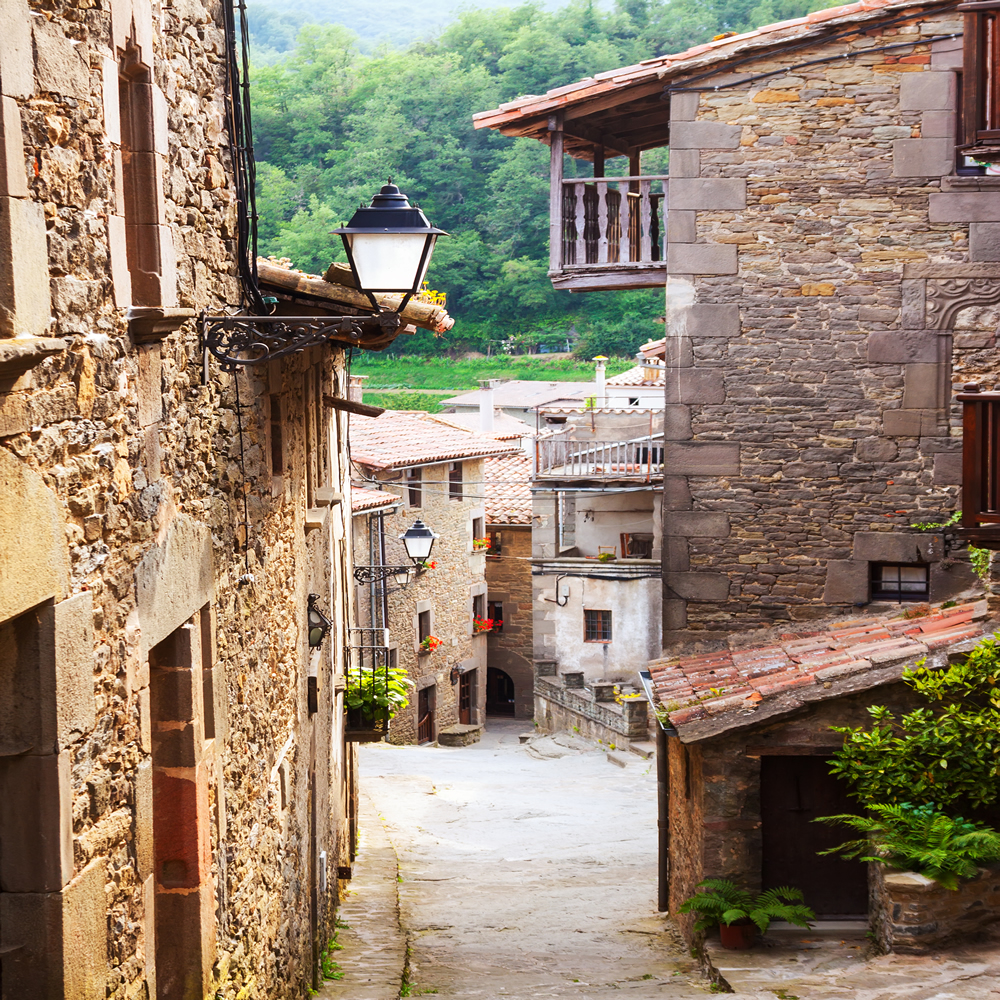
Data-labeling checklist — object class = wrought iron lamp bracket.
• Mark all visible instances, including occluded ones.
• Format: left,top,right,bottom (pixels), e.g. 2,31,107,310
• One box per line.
201,311,400,369
353,565,412,586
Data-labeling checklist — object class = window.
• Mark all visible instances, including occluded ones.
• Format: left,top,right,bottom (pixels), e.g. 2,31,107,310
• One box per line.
449,462,463,500
406,468,421,508
961,5,1000,161
620,532,653,559
472,516,484,540
472,593,485,622
418,609,431,643
487,530,502,556
584,609,613,642
871,564,929,603
488,601,504,632
628,396,640,406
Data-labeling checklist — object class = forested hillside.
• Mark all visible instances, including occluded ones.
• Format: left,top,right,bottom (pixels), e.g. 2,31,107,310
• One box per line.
251,0,837,356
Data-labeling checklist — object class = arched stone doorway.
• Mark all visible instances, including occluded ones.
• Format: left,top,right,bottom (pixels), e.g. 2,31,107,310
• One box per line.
486,667,516,716
486,650,534,719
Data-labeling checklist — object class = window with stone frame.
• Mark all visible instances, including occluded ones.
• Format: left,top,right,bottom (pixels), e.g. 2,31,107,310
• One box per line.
584,609,613,642
487,529,502,556
472,593,485,625
871,563,930,603
960,3,1000,162
406,468,421,508
448,462,463,501
418,609,431,644
487,600,504,632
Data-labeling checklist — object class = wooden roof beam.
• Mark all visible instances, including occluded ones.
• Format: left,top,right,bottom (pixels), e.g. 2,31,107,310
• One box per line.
560,121,632,159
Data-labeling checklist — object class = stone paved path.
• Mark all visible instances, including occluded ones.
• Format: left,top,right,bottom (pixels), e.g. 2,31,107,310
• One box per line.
328,720,1000,999
359,720,708,999
317,792,407,999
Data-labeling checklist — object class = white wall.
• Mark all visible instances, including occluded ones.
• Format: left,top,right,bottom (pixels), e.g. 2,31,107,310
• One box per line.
573,491,656,558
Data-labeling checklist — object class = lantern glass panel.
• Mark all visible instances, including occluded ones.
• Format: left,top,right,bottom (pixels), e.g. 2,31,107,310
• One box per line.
403,532,433,561
345,232,435,293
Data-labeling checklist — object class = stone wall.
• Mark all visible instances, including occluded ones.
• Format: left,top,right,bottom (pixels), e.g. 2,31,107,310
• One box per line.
0,3,356,998
871,862,1000,953
534,675,649,746
663,11,994,651
485,523,534,718
355,456,489,742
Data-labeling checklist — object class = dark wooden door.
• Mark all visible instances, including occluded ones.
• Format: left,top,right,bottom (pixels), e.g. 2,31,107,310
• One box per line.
417,685,435,744
760,756,868,917
459,671,472,724
486,667,515,716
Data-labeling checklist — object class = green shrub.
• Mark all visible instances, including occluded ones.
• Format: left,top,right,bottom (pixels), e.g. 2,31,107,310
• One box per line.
677,879,814,934
828,636,1000,812
345,665,413,718
817,802,1000,889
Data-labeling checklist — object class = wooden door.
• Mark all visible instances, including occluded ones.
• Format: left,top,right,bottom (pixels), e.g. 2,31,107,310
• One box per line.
417,685,435,744
760,756,868,917
459,671,472,725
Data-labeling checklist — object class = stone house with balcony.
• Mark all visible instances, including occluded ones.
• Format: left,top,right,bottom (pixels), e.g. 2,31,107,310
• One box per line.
530,407,660,745
0,3,456,998
348,410,518,744
476,0,1000,654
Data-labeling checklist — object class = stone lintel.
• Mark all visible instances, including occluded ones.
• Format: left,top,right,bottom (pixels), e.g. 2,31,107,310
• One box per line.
852,530,943,564
0,337,66,386
127,306,196,344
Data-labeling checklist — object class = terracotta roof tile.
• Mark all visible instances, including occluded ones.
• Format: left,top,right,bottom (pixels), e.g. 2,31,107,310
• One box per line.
350,485,403,514
349,410,518,470
484,454,532,525
648,600,992,740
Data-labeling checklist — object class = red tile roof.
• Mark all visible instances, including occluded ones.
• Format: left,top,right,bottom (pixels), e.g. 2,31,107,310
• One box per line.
349,410,519,470
648,600,992,742
428,411,534,441
473,0,955,137
350,485,403,514
484,455,533,525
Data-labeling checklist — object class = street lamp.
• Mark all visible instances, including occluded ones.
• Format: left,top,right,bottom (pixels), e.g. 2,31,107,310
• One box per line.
203,181,446,368
400,519,439,566
307,594,333,648
335,182,446,314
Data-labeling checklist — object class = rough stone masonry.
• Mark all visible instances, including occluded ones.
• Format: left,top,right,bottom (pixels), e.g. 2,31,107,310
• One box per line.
662,1,1000,649
0,2,359,999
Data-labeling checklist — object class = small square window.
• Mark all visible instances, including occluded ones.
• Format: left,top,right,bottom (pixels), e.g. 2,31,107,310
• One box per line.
871,564,929,603
487,530,502,556
584,609,612,642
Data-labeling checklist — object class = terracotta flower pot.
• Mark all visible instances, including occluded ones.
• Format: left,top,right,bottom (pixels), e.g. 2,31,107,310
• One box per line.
719,920,757,949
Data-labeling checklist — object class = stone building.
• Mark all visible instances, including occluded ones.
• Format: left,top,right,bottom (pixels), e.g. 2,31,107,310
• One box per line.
475,0,1000,654
483,452,535,719
646,598,989,939
0,3,446,998
349,410,517,743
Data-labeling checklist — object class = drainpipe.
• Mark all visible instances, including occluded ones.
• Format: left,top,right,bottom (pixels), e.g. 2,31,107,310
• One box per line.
640,669,675,912
593,356,608,406
479,379,495,433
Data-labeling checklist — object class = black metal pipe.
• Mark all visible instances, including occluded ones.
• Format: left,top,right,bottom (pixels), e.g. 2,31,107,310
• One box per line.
657,723,670,912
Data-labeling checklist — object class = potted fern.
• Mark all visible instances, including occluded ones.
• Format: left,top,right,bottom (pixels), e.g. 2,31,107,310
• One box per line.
678,879,814,949
816,802,1000,889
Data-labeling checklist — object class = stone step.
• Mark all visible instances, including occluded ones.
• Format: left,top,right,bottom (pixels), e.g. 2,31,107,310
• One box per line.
629,741,655,760
438,723,483,747
606,751,629,768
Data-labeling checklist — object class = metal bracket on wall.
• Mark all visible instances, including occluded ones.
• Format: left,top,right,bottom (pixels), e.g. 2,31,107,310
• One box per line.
201,311,400,369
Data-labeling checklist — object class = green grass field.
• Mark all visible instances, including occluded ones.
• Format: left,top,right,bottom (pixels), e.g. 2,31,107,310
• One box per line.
351,354,634,393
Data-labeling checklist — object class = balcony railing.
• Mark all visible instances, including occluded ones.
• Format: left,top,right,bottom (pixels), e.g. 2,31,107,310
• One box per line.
958,383,1000,548
550,176,668,291
533,407,665,483
344,627,392,742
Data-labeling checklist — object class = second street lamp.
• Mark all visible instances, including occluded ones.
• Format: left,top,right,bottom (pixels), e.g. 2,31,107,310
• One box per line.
400,519,439,567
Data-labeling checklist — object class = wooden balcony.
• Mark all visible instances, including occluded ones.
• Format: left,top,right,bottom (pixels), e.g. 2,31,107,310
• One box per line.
550,176,668,291
958,383,1000,548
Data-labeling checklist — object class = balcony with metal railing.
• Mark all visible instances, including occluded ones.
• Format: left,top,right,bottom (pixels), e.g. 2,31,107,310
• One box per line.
533,407,665,485
344,626,394,742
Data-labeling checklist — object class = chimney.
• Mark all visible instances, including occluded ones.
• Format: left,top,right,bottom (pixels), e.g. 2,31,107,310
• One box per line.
593,356,608,406
348,374,368,403
478,379,495,433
